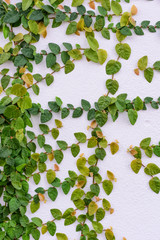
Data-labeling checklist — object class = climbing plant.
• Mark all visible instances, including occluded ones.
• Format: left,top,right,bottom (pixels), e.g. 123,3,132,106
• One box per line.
0,0,159,240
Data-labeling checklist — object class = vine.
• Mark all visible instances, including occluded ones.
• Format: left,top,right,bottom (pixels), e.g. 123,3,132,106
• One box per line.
0,0,159,239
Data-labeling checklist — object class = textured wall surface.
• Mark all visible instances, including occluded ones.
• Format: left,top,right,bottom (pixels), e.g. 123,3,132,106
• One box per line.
1,0,160,239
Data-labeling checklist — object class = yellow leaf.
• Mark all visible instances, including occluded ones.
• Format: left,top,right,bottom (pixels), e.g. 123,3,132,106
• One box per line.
107,170,115,181
48,153,54,161
0,86,3,94
41,225,47,234
97,49,108,65
0,47,3,54
19,67,27,74
13,33,24,42
22,73,33,86
129,16,136,27
77,18,84,31
38,22,47,38
88,201,98,216
110,142,119,155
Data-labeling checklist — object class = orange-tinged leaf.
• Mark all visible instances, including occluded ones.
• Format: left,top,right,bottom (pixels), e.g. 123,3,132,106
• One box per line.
131,5,138,16
54,164,59,171
75,30,80,36
96,131,103,138
5,0,10,4
91,120,97,129
129,16,136,27
134,68,139,75
58,4,64,9
110,208,114,214
38,193,45,201
89,1,95,10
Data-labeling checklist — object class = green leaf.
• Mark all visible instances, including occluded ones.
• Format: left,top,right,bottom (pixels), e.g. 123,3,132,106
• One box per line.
144,163,160,176
149,177,160,194
28,20,39,34
68,49,82,60
102,199,111,211
120,26,132,36
72,107,83,118
128,109,138,125
51,128,59,139
46,169,56,184
138,56,148,70
41,110,52,123
134,96,143,111
106,60,121,75
103,180,113,195
54,150,63,164
49,43,60,55
57,140,68,150
4,10,20,24
140,138,151,149
64,216,76,225
98,95,111,110
92,221,103,234
81,99,91,111
144,68,154,83
48,187,58,201
30,201,40,213
33,173,41,185
50,209,62,220
111,1,122,16
46,53,56,68
96,208,105,221
71,189,84,201
9,197,20,213
0,52,11,65
31,217,42,227
62,181,70,195
88,201,98,216
65,60,75,74
115,43,131,60
88,137,97,148
95,111,108,127
71,144,80,157
97,49,108,65
84,48,98,63
74,132,86,143
56,233,68,240
47,221,56,236
106,79,119,95
131,159,142,174
22,0,33,11
87,36,99,51
77,157,89,176
71,0,84,7
66,22,77,35
4,105,20,119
